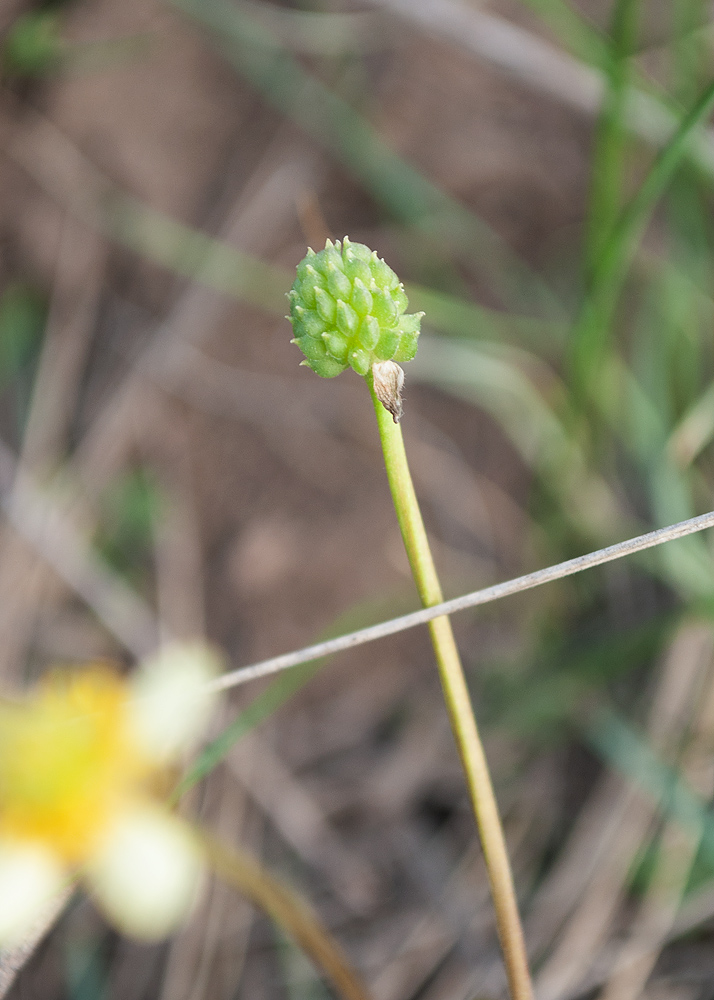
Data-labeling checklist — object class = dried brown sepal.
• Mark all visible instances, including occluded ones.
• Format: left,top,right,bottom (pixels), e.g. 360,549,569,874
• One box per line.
372,360,405,423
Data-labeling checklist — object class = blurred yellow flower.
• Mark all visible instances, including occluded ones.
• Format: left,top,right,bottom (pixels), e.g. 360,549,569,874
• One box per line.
0,644,220,945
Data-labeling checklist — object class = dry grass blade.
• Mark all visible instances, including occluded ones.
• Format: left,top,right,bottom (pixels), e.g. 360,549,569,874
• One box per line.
0,439,159,658
160,775,258,1000
210,510,714,691
226,731,379,915
597,631,714,1000
525,771,638,963
0,215,105,682
535,622,714,1000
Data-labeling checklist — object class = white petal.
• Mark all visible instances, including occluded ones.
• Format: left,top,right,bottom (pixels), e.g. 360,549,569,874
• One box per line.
87,808,204,940
0,842,66,948
128,643,220,763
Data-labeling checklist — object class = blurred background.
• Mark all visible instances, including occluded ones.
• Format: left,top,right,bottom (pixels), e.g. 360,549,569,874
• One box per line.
3,0,714,998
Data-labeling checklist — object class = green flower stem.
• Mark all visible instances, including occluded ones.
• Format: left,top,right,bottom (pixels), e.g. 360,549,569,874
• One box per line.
368,372,533,1000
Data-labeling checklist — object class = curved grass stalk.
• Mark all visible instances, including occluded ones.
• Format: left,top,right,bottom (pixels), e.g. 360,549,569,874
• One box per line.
203,835,371,1000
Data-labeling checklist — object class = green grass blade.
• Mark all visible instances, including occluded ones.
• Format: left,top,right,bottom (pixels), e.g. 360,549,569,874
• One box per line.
584,0,640,277
176,589,420,796
407,284,565,352
176,659,322,798
570,76,714,388
587,705,714,867
517,0,608,66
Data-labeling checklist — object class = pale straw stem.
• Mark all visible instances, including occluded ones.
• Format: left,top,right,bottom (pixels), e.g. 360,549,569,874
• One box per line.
209,508,714,693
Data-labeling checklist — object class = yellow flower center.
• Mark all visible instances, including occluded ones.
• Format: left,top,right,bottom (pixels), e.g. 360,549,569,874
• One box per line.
0,668,152,864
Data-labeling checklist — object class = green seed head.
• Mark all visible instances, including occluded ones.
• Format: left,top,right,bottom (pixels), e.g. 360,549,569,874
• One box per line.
288,238,423,378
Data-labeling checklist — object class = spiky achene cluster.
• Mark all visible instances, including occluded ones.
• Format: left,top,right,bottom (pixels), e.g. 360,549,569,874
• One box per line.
288,238,423,378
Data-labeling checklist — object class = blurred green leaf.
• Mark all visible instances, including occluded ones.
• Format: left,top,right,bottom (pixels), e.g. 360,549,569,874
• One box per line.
2,12,63,77
518,0,608,66
0,284,46,384
668,381,714,466
94,469,160,582
584,0,640,278
65,930,109,1000
2,7,153,79
0,283,47,437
